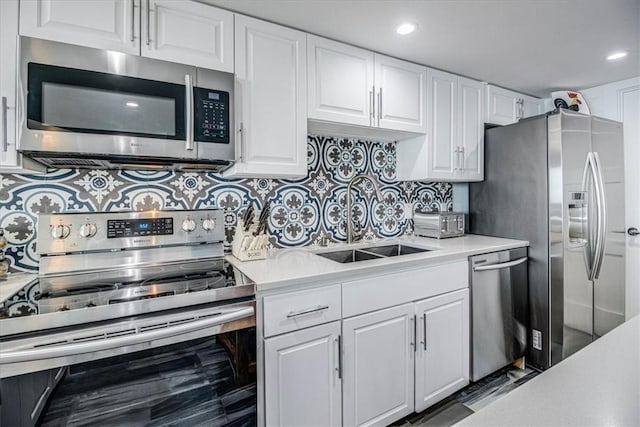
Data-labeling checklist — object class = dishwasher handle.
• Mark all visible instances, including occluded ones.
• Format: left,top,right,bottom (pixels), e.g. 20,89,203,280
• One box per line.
473,256,528,272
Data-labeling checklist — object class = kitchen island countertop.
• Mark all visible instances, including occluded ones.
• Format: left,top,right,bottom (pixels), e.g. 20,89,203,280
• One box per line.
455,314,640,427
226,234,528,292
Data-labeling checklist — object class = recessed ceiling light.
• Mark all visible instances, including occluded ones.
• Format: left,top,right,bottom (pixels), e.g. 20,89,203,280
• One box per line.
396,23,416,35
607,51,628,61
126,102,139,108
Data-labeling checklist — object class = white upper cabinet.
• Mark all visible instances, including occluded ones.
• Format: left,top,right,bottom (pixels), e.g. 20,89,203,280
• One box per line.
486,84,543,125
396,69,484,182
19,0,139,55
223,15,307,178
375,54,427,133
19,0,233,71
307,35,374,127
142,0,233,72
307,35,426,137
1,0,45,173
520,94,544,118
457,77,484,180
426,68,458,179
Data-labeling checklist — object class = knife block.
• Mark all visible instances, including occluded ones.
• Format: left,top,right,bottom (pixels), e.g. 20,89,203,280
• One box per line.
232,219,268,261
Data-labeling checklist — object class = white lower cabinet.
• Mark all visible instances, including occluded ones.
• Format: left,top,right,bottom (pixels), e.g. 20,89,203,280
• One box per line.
262,262,471,427
342,304,415,427
415,289,470,412
264,321,342,427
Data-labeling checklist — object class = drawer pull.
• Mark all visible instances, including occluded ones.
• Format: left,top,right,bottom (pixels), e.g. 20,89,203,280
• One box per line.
286,305,330,318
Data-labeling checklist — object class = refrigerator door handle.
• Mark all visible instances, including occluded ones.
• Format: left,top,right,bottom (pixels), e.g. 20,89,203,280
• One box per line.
592,152,607,279
581,152,596,279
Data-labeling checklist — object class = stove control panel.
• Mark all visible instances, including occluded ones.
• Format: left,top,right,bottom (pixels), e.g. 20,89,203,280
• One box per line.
107,218,173,238
38,209,225,255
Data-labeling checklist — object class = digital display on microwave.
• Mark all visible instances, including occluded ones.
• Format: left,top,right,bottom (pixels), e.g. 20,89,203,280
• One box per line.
208,93,220,100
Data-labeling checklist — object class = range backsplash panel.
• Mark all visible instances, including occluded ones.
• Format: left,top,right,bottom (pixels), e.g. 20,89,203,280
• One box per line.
0,136,452,272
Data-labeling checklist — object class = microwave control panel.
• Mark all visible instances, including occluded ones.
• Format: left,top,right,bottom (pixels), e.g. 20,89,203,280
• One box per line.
194,87,229,144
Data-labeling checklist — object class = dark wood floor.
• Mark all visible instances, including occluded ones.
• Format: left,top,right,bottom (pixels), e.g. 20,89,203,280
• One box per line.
392,365,540,426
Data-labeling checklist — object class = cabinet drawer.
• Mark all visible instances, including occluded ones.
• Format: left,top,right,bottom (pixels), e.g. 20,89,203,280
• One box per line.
263,285,342,337
342,260,468,317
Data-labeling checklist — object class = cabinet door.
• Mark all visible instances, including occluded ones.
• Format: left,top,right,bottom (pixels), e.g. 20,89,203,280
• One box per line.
415,289,469,412
1,0,45,173
458,77,484,181
427,68,458,180
343,303,414,427
224,15,307,178
307,35,374,127
520,94,543,119
19,0,139,54
375,54,427,133
142,0,233,72
485,84,518,125
264,321,342,427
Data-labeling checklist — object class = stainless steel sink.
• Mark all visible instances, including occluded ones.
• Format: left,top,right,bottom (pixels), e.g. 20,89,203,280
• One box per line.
359,244,430,257
316,244,431,263
316,249,384,263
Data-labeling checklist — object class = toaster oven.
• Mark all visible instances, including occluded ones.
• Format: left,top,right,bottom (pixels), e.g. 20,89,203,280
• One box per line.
413,211,465,238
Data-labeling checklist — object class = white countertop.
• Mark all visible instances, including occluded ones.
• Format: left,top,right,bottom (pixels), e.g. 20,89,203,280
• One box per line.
226,234,528,291
455,315,640,427
0,272,38,304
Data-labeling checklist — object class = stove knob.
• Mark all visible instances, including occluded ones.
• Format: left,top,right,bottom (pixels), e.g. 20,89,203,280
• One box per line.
79,223,97,238
202,218,216,232
182,218,197,233
51,224,71,240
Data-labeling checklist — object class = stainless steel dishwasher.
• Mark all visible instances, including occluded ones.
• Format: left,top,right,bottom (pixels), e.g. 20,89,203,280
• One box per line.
470,247,528,381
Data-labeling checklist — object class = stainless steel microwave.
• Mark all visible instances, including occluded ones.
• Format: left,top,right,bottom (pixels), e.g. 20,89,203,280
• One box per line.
17,37,234,171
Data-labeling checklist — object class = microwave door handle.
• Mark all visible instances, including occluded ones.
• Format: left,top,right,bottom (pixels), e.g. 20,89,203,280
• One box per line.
185,74,194,151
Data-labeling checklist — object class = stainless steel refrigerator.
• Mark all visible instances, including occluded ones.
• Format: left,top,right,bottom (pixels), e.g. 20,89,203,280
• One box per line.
469,109,626,369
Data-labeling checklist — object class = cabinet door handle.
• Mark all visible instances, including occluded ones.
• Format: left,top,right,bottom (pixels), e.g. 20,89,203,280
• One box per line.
377,88,383,121
238,122,246,162
460,146,465,171
2,97,7,153
453,147,459,171
146,0,152,46
423,315,427,350
286,305,329,318
337,334,343,379
369,88,374,126
130,0,136,42
411,314,417,352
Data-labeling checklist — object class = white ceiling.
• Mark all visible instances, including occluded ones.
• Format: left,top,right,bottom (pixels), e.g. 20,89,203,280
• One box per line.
204,0,640,98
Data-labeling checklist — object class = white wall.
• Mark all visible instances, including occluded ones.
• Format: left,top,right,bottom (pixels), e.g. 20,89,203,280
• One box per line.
581,76,640,320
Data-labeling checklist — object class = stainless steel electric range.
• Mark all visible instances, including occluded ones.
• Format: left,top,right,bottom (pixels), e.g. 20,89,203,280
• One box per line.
0,210,257,427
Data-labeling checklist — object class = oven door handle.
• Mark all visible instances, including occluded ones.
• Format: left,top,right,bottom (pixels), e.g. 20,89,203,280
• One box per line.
0,306,254,365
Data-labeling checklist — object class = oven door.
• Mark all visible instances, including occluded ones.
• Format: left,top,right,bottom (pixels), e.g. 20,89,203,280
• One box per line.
17,36,197,161
0,300,256,426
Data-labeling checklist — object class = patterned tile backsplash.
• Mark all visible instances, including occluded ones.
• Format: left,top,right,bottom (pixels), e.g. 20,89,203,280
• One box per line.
0,136,452,272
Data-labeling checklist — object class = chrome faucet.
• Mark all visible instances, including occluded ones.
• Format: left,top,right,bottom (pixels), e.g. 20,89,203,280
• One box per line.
346,174,383,244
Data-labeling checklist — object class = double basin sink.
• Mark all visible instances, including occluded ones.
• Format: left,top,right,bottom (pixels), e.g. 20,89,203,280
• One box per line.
316,244,431,264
